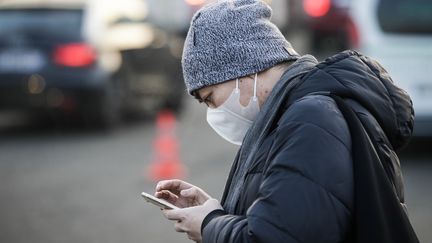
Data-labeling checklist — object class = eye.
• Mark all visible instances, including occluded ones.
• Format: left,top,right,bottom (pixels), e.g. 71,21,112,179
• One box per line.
203,93,213,107
204,95,211,103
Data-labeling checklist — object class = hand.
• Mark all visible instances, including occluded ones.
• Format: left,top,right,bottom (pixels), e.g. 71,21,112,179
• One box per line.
162,198,223,243
155,179,211,208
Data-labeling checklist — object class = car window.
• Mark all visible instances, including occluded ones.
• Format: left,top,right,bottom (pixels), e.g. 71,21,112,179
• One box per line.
0,9,83,41
377,0,432,34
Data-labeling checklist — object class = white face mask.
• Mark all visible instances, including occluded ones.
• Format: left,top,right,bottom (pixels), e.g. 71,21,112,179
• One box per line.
206,74,260,145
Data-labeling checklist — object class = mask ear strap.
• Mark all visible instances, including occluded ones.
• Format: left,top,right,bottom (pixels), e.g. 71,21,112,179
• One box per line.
253,73,258,100
235,78,240,93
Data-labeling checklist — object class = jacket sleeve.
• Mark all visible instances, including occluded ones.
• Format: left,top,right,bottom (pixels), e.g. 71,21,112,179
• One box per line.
202,96,354,243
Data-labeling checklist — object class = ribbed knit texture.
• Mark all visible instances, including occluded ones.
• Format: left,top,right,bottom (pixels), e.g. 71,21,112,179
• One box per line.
182,0,300,94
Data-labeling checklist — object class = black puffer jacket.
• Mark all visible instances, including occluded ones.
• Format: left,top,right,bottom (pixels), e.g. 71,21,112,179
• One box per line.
202,51,414,243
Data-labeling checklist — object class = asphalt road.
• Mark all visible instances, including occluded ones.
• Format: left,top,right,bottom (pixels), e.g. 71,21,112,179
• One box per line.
0,99,431,243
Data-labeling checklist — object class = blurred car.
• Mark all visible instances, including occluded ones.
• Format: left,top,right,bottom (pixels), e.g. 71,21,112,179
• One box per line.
170,0,289,32
350,0,432,136
282,0,354,55
0,1,120,127
0,0,185,128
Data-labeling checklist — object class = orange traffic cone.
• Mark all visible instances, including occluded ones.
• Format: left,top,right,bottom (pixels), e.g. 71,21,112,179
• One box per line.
147,110,185,181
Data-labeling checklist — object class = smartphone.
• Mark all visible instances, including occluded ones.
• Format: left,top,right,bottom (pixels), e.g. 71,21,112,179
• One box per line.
141,192,179,210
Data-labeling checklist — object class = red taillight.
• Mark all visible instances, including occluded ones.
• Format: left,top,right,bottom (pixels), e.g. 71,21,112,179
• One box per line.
303,0,331,18
53,43,96,67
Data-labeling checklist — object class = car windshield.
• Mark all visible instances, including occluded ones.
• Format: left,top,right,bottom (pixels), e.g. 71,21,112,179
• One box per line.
0,9,83,41
377,0,432,34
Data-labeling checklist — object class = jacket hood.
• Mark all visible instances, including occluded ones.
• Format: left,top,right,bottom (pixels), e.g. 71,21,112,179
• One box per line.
288,50,414,150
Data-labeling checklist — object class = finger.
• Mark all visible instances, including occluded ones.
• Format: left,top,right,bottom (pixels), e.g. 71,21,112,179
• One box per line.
155,190,178,203
180,187,198,200
174,221,187,233
181,187,209,204
180,187,196,197
162,209,182,221
156,179,182,193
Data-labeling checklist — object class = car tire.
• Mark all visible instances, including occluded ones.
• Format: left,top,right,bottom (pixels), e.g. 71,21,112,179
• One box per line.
81,79,122,130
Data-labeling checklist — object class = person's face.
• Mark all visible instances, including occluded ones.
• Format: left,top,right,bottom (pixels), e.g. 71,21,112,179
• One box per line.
196,76,256,108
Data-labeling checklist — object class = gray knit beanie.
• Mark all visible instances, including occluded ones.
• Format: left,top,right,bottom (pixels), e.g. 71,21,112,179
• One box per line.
182,0,300,95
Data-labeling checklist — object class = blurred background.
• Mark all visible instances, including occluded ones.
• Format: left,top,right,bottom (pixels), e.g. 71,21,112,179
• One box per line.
0,0,431,242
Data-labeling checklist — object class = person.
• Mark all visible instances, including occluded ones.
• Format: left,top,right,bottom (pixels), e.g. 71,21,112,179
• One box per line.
153,0,418,242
